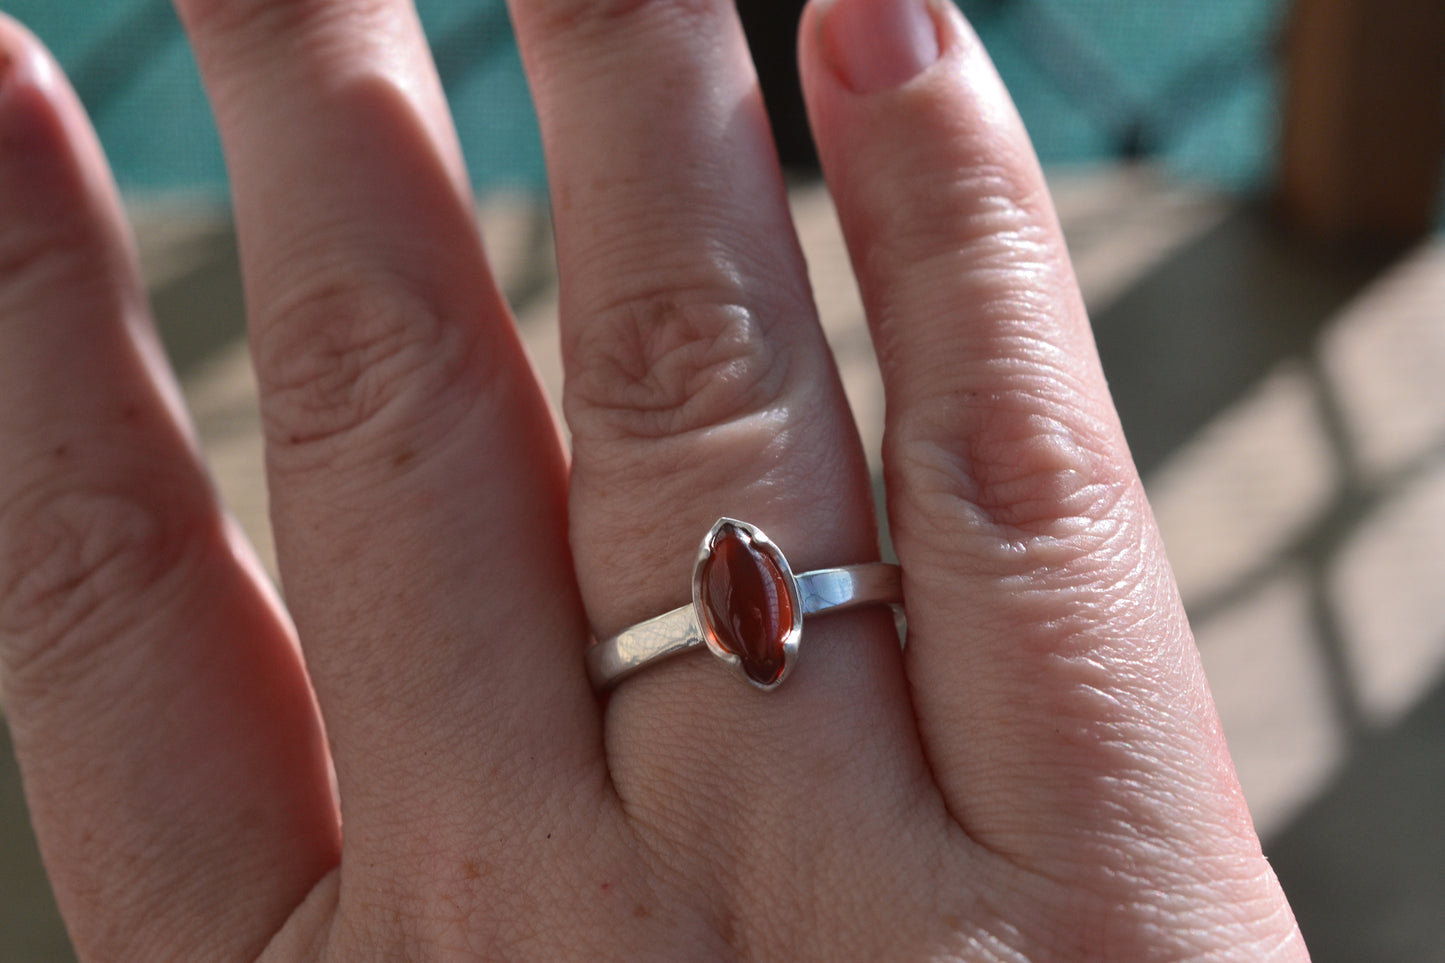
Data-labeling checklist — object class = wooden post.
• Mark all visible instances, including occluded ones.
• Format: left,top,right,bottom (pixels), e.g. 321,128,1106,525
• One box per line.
1280,0,1445,246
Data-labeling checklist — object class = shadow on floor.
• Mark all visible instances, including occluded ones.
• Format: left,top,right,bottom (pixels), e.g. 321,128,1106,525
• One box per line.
1093,206,1444,959
149,228,248,376
0,723,74,963
1267,669,1445,962
1092,204,1397,478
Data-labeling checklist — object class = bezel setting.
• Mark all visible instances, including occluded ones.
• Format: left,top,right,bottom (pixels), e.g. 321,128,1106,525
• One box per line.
691,517,804,691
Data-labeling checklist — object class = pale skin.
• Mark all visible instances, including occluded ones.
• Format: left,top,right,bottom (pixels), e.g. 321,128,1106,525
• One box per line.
0,0,1310,959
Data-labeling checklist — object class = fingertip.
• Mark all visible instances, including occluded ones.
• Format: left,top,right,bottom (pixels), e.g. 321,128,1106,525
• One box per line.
0,17,85,174
0,17,130,272
0,10,28,64
0,15,56,102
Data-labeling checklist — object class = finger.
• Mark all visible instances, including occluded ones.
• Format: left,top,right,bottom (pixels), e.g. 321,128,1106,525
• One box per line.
0,20,337,959
801,0,1274,872
509,0,930,872
172,0,603,850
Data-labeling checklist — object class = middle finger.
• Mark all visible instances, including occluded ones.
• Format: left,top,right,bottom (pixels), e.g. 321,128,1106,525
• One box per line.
510,0,930,871
173,0,602,859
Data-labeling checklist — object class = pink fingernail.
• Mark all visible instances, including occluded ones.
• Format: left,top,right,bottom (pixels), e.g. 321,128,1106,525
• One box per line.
820,0,941,94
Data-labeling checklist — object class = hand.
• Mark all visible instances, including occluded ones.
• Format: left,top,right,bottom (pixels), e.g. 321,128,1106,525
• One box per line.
0,0,1309,959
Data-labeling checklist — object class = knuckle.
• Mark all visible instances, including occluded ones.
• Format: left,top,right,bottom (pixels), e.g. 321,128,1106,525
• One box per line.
889,371,1136,570
0,479,216,684
254,276,477,458
564,294,789,442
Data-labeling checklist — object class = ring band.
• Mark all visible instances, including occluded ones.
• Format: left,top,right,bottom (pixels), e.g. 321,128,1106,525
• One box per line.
587,518,902,692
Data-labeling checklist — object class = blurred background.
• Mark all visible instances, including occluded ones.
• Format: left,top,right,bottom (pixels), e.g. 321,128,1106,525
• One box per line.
1,0,1442,959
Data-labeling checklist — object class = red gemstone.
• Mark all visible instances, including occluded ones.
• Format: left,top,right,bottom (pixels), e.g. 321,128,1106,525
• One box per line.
700,524,794,686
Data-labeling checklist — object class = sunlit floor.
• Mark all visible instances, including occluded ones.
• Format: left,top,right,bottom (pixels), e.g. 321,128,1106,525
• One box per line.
3,167,1443,961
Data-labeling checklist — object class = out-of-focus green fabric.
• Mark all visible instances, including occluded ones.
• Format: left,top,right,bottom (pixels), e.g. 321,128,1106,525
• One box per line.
2,0,546,194
3,0,1286,196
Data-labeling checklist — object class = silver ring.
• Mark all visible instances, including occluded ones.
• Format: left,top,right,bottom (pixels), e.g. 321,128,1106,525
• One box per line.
587,518,903,692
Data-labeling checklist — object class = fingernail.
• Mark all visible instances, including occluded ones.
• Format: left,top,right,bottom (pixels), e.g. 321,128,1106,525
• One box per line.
819,0,940,94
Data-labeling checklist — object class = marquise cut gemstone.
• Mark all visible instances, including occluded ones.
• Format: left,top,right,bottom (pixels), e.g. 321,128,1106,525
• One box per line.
700,524,794,685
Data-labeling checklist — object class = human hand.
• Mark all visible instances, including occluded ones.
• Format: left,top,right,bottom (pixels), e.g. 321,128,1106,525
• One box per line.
0,0,1309,959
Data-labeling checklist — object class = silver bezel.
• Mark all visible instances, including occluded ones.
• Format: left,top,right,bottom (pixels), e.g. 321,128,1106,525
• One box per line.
691,517,803,691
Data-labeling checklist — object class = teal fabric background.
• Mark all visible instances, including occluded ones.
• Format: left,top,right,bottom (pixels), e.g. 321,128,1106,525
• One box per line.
1,0,547,192
2,0,1286,196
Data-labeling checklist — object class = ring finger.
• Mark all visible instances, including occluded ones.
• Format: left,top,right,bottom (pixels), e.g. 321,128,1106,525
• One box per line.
508,0,932,875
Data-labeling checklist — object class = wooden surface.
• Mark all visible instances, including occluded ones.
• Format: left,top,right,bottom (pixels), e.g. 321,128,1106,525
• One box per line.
1280,0,1445,245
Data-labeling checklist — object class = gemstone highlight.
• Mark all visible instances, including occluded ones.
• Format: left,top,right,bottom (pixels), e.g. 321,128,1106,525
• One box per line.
700,523,794,686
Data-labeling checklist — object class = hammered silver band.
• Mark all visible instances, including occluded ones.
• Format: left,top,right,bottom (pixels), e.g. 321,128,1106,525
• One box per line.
587,558,902,691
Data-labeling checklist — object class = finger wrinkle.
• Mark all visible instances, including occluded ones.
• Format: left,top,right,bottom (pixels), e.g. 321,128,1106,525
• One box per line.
0,479,220,687
875,166,1057,273
897,335,1097,413
997,505,1167,636
561,201,805,325
177,0,389,63
890,378,1129,540
866,241,1089,400
520,0,724,45
253,270,488,466
564,296,794,443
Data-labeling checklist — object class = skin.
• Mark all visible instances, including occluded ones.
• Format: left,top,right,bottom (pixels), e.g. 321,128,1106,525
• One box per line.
0,0,1310,960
